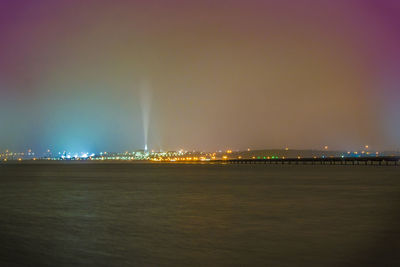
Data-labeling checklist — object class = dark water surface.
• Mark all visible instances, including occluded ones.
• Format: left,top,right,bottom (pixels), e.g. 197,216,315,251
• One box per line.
0,163,399,266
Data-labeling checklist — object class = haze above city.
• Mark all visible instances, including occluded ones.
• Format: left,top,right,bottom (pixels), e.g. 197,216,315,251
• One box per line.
1,0,399,154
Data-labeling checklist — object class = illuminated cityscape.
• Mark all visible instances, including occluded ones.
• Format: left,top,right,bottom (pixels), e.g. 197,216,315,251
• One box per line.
1,147,399,162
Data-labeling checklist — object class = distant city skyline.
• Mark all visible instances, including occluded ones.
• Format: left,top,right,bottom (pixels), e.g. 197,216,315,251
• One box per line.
1,146,399,160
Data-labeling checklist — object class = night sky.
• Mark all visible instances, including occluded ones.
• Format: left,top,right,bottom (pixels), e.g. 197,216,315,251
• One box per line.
0,0,399,153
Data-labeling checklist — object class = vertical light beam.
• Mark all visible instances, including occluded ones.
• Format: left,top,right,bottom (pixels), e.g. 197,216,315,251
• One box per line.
139,80,152,152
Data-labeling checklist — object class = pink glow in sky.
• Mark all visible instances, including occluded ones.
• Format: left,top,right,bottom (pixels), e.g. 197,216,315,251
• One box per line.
0,0,399,152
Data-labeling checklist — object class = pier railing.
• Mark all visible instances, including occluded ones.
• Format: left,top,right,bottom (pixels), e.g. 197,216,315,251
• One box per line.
214,156,400,166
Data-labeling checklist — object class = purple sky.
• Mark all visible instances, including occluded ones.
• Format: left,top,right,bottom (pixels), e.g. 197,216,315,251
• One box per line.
0,0,399,153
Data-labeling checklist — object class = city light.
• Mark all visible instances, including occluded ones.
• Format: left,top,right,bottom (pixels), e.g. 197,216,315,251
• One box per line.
0,147,397,163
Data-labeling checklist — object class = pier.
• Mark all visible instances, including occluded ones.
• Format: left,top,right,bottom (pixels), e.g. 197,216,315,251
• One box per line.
215,156,400,166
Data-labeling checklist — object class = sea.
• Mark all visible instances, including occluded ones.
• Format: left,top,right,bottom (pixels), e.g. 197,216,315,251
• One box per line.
0,162,399,266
